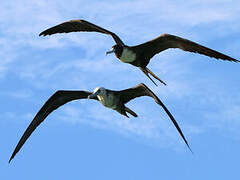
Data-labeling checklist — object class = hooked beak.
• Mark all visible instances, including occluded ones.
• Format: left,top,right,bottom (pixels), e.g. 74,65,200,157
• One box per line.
88,93,97,99
106,48,115,55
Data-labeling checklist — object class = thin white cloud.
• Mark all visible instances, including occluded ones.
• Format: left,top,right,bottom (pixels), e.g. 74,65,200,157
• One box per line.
0,89,33,99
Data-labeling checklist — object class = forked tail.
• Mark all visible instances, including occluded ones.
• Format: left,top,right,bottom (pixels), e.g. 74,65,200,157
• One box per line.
139,67,167,86
125,106,138,117
116,107,138,118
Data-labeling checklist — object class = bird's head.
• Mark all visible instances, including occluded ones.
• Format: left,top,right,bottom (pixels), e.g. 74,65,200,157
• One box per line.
106,44,123,58
88,87,107,99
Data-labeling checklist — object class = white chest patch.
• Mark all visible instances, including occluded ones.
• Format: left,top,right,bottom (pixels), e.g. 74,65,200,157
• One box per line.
97,94,118,109
119,48,136,63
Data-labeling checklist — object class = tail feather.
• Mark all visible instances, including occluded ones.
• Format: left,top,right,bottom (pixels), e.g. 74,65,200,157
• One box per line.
125,107,138,117
139,67,167,86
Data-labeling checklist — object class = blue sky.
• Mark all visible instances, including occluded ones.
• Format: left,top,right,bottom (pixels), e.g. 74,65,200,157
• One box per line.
1,0,240,179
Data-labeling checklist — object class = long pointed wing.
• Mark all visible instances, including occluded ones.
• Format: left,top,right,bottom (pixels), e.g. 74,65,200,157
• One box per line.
119,83,192,152
39,19,124,45
133,33,239,62
9,90,96,163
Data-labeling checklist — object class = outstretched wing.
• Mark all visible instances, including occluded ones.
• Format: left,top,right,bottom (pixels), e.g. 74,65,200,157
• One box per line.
119,83,192,152
133,33,239,62
9,90,96,163
39,19,124,45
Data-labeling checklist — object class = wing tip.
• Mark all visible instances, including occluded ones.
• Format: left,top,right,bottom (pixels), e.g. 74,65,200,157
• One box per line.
8,155,14,164
189,147,194,155
39,31,48,36
233,59,240,63
39,32,45,36
9,149,18,164
223,56,240,63
185,141,193,154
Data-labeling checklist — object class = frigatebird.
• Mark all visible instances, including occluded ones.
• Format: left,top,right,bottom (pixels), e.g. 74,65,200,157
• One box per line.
9,83,191,163
39,19,239,86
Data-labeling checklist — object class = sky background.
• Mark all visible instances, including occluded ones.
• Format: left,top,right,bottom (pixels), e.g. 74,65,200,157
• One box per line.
1,0,240,179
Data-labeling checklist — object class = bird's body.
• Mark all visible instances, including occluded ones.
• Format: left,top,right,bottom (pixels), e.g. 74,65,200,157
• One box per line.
9,83,192,163
118,47,137,63
39,20,239,86
93,87,120,109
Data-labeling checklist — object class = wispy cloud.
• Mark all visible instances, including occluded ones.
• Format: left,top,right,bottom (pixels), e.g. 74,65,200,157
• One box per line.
0,89,33,99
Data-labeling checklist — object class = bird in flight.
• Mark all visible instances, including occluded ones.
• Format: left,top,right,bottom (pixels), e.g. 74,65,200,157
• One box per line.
9,83,192,163
39,19,239,86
